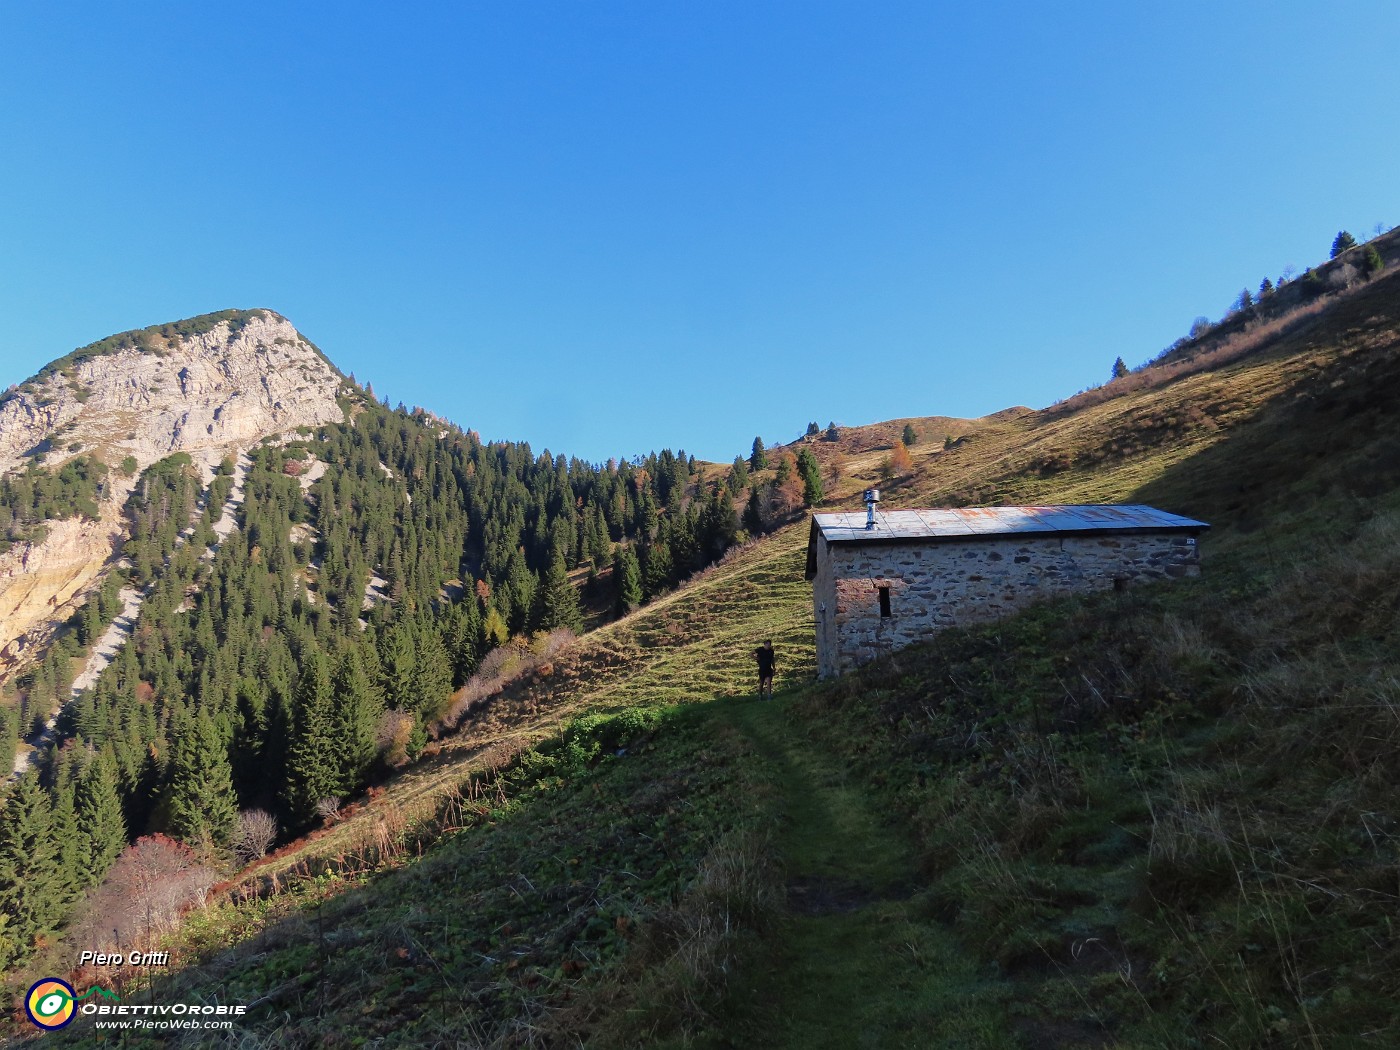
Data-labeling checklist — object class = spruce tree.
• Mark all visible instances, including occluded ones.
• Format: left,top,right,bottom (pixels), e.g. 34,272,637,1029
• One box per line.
409,620,453,723
729,455,749,492
1363,245,1385,278
51,774,85,910
1331,230,1357,258
613,546,642,617
749,437,767,471
641,539,674,599
1111,356,1129,380
167,711,239,851
539,550,584,633
743,487,764,535
75,752,127,883
0,774,62,964
330,643,381,793
901,423,918,446
283,647,339,827
796,448,824,506
379,622,417,711
0,707,14,791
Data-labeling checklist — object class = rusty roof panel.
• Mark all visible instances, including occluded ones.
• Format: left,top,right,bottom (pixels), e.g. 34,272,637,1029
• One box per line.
813,505,1208,544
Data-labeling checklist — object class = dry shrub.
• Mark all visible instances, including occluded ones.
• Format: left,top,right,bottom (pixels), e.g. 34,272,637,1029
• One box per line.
377,709,416,767
764,477,804,527
72,835,215,953
435,630,577,733
370,803,408,863
234,808,278,863
316,797,343,825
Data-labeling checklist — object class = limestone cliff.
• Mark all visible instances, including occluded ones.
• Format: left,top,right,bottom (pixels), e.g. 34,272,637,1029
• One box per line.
0,310,347,676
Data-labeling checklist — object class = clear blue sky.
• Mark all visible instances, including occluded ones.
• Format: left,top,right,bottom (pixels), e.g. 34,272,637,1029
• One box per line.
1,2,1395,463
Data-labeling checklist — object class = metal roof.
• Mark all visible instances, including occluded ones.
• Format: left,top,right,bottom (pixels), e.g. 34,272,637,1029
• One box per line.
811,504,1209,548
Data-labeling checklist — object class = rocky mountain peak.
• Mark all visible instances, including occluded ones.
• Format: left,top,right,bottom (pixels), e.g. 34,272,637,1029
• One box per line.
0,309,346,477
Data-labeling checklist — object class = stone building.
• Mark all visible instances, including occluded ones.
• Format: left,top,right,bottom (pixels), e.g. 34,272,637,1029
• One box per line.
806,504,1208,679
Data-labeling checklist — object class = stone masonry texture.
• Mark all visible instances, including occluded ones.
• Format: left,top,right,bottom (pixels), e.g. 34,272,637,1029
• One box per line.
811,531,1201,678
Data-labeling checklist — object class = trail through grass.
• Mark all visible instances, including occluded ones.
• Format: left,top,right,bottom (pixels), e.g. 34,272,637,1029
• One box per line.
712,691,1014,1049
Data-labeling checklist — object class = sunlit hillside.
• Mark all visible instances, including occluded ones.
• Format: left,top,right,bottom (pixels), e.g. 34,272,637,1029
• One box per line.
10,251,1400,1046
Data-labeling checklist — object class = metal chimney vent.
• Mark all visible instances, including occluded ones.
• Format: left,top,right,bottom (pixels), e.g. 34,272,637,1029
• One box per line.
863,488,881,530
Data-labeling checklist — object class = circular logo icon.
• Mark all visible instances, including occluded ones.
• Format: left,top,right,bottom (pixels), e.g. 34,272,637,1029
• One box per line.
26,978,76,1030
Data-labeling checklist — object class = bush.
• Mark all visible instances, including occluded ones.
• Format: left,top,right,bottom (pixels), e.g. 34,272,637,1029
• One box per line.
71,836,214,954
234,809,278,862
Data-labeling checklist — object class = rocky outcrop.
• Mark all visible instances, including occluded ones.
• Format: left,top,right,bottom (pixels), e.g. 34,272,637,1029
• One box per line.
0,311,345,475
0,478,134,679
0,310,348,678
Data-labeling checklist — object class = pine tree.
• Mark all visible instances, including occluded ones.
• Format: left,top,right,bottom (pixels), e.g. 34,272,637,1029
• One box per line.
51,770,86,910
167,711,238,851
1111,357,1129,380
1258,276,1274,298
1331,230,1357,258
539,550,584,633
743,487,764,535
409,620,453,723
0,774,63,965
1363,245,1385,278
613,546,642,617
330,644,381,792
729,455,749,493
641,540,674,600
901,424,918,446
75,752,127,884
749,437,768,471
379,622,417,711
283,647,340,827
796,448,824,506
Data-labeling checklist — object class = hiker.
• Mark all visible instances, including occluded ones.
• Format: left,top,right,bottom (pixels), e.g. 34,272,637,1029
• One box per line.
755,640,775,699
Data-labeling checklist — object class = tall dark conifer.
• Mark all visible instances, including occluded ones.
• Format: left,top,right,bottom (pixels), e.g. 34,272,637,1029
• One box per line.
330,643,381,793
0,774,62,966
283,647,339,827
539,550,584,633
167,710,238,851
75,752,127,883
613,546,642,616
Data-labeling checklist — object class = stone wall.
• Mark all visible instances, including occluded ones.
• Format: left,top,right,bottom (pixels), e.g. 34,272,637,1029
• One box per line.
811,531,1201,677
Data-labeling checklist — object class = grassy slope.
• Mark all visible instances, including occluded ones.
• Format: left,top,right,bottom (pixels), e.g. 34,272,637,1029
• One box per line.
17,269,1400,1045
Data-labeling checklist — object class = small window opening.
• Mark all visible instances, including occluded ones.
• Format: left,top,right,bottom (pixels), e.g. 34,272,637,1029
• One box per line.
878,585,892,618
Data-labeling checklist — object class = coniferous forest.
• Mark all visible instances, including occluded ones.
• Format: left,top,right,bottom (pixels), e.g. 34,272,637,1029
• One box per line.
0,391,805,970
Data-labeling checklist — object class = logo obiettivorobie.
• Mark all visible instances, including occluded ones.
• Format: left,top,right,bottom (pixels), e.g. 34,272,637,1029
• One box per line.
25,978,77,1030
24,979,120,1030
